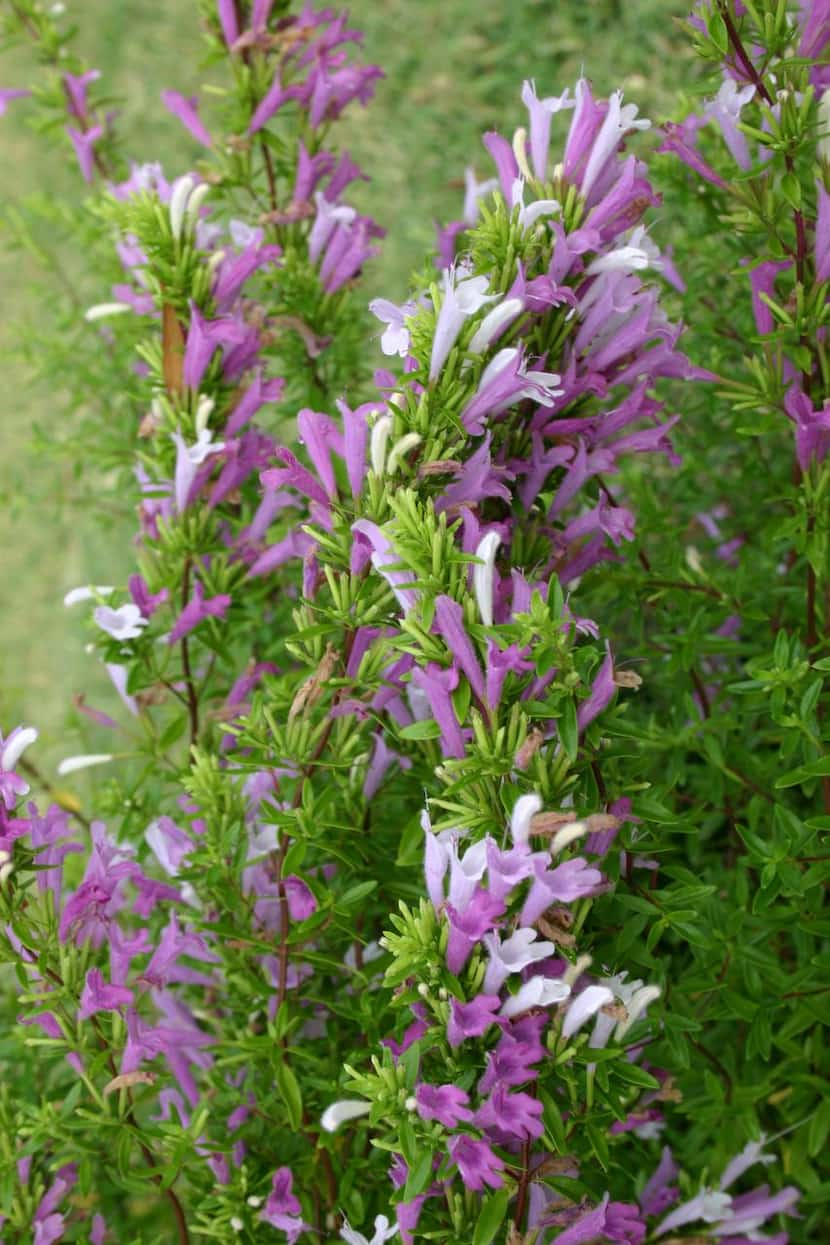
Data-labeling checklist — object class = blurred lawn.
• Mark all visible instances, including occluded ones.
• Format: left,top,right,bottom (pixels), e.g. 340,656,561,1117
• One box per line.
0,0,691,766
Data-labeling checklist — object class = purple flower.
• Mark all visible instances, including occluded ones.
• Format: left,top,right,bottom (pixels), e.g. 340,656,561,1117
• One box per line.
479,1027,545,1093
447,1135,503,1192
216,0,239,47
784,385,830,471
161,90,212,147
0,88,31,115
63,69,100,120
168,581,231,644
284,876,317,920
640,1147,680,1217
414,1082,473,1128
129,574,169,618
433,596,486,703
816,179,830,282
78,968,133,1020
351,519,418,612
363,733,412,800
475,1083,544,1142
409,662,465,757
747,259,791,335
261,1167,309,1242
520,857,603,924
226,372,285,436
182,305,247,389
445,887,505,974
309,192,356,263
460,348,562,435
66,124,104,182
577,648,616,731
447,993,502,1048
141,911,217,989
658,120,728,190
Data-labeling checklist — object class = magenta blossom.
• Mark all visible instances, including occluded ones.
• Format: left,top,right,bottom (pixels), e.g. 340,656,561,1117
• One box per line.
447,1134,503,1192
414,1082,473,1128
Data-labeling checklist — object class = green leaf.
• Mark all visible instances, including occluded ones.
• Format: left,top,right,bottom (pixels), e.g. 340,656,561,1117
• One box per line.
398,720,441,741
404,1148,435,1201
473,1189,511,1245
559,696,578,762
274,1061,303,1130
809,1098,830,1157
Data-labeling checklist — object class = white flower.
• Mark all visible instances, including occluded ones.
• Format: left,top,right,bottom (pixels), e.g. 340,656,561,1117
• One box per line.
340,1214,398,1245
0,726,38,774
56,753,114,776
819,89,830,164
500,974,571,1018
320,1099,371,1134
562,985,614,1038
483,927,556,993
447,837,488,909
586,244,651,276
172,427,225,512
94,603,148,641
509,792,542,845
63,585,114,606
581,91,650,199
386,433,421,475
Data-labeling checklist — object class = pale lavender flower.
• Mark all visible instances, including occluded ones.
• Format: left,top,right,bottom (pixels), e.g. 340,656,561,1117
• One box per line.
580,89,650,199
703,77,755,170
434,596,486,703
640,1147,679,1217
340,1214,398,1245
351,519,418,611
446,888,505,973
430,271,496,380
509,178,561,231
467,297,524,354
784,386,830,470
500,974,570,1018
521,80,575,180
94,603,148,641
655,1190,734,1236
173,428,225,512
719,1136,775,1190
63,69,100,120
521,857,603,924
447,837,489,909
309,192,356,263
0,727,38,810
483,927,556,993
410,663,465,757
369,297,417,356
463,165,499,224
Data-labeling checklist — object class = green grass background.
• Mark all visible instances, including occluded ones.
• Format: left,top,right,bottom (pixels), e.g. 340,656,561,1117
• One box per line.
0,0,691,770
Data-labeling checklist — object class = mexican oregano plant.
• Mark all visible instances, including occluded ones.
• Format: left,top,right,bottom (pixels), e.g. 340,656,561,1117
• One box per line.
0,0,822,1243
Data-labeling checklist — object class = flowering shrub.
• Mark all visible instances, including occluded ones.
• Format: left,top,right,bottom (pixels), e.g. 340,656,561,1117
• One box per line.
0,0,827,1242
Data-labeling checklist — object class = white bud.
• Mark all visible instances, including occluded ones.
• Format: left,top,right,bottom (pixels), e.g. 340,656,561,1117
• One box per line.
195,395,215,435
0,863,13,886
56,753,114,776
84,302,133,322
417,982,430,997
185,182,210,229
246,1196,263,1208
207,249,226,275
468,298,524,355
63,585,114,607
386,432,421,475
1,727,38,774
369,414,393,475
320,1099,371,1133
551,820,588,855
169,175,195,243
473,531,501,628
404,1095,417,1112
562,953,593,987
615,984,661,1040
685,545,704,575
512,125,534,182
819,89,830,164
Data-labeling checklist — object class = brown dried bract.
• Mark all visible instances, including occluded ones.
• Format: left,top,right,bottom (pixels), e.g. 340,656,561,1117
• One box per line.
515,727,544,770
288,645,339,720
614,669,643,689
104,1070,155,1096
